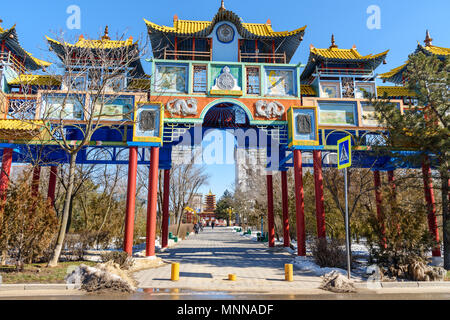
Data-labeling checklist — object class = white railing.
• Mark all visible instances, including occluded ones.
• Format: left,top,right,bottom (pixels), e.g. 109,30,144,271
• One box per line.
0,52,27,74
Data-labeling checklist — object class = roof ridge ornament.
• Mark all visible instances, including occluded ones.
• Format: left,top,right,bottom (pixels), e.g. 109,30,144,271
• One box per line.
424,30,433,47
329,34,338,49
219,0,226,11
101,26,110,41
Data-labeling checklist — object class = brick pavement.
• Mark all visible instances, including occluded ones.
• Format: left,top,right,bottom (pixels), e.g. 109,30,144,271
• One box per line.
134,227,323,293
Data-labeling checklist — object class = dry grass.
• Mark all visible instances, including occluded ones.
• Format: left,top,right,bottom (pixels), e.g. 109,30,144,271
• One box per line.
168,223,194,239
0,261,97,284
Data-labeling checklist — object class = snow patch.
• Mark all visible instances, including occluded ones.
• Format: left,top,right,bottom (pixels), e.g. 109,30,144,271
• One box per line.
293,256,348,277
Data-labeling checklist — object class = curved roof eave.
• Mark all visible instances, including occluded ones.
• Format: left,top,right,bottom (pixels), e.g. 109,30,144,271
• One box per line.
300,49,388,81
144,10,306,40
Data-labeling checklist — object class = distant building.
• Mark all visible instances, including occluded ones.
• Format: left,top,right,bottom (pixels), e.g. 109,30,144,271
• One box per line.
201,190,216,222
234,148,266,193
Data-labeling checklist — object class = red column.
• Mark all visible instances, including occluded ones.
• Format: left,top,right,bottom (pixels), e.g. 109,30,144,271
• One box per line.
266,173,275,248
146,147,160,257
422,160,441,257
373,171,387,249
47,166,58,206
281,170,290,247
387,171,396,199
313,150,326,239
388,170,400,234
161,169,170,249
124,147,138,255
0,148,13,204
293,150,306,256
31,165,41,198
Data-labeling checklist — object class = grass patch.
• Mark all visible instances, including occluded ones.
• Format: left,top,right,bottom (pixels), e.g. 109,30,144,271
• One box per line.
0,261,97,284
446,271,450,281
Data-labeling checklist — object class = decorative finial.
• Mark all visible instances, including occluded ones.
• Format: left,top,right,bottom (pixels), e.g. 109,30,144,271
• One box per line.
219,0,226,11
173,14,179,22
329,34,338,49
101,26,110,40
266,19,272,25
424,30,433,46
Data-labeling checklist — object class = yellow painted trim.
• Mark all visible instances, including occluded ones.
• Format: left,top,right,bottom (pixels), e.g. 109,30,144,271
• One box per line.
209,90,243,96
132,102,164,144
287,105,320,149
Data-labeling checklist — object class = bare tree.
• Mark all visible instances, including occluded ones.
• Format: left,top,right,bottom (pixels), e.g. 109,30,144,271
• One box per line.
170,158,210,236
7,28,150,266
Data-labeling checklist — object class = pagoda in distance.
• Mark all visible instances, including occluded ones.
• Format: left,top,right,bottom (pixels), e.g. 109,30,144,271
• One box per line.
201,190,217,222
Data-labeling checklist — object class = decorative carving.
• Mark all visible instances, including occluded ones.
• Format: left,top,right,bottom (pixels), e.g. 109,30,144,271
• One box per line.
217,24,234,43
139,110,156,132
166,98,198,116
296,114,312,134
341,77,355,98
212,66,241,91
255,100,285,119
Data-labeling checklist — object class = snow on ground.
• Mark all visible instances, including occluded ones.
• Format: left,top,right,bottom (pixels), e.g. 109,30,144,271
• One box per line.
293,256,349,277
237,229,369,278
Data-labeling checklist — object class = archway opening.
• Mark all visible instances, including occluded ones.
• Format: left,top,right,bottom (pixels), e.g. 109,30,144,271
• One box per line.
202,102,250,128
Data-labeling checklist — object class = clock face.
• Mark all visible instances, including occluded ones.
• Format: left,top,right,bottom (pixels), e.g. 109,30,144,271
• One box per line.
217,24,234,43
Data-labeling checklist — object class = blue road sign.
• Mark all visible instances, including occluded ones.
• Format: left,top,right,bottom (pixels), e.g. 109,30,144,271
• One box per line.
337,136,352,170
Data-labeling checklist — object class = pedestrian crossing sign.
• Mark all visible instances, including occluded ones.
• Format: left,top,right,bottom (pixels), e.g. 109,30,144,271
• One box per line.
337,136,352,170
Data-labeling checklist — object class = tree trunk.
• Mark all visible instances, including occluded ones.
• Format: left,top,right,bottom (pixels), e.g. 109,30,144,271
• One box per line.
48,154,76,267
65,194,74,233
440,161,450,270
176,209,184,237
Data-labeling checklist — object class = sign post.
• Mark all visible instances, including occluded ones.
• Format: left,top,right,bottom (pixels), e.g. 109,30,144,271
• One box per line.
337,136,352,279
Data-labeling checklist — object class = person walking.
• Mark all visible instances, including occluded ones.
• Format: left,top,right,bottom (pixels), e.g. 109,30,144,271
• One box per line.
193,223,199,235
211,221,215,230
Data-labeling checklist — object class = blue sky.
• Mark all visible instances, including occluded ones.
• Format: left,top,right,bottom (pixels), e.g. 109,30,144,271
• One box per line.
2,0,449,198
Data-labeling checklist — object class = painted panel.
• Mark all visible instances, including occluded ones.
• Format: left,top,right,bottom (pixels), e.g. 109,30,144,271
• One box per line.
360,102,378,126
41,94,84,120
265,68,294,96
355,82,375,99
91,96,134,121
318,101,357,126
320,81,341,98
154,64,188,93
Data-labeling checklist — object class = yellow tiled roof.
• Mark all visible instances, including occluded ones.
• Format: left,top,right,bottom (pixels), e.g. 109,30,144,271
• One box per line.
380,43,449,81
421,44,450,56
0,120,43,131
379,62,408,79
25,52,52,67
46,36,136,49
311,47,389,60
0,25,51,68
144,18,306,37
0,24,15,34
8,74,61,86
377,86,416,97
300,84,316,96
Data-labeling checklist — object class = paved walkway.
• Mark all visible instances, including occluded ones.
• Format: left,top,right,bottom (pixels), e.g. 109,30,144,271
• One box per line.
134,227,323,293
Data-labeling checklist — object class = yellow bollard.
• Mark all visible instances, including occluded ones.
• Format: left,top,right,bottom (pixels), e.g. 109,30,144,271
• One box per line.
171,263,180,281
285,264,293,282
228,274,237,281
